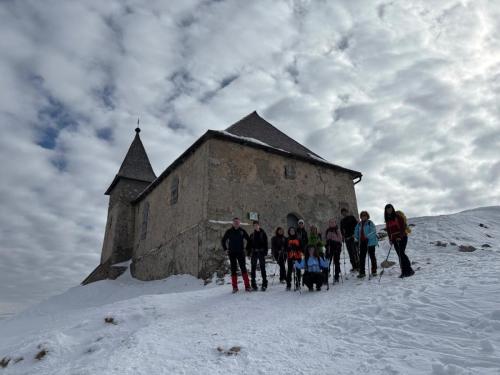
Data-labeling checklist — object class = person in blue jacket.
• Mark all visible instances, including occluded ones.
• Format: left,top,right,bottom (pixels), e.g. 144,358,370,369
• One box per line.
354,211,378,278
294,245,329,291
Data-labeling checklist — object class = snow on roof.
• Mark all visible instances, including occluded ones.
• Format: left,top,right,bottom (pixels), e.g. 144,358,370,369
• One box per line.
307,152,327,162
217,130,272,148
208,220,251,226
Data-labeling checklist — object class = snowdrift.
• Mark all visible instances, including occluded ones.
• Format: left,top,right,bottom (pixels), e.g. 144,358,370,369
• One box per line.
1,207,499,374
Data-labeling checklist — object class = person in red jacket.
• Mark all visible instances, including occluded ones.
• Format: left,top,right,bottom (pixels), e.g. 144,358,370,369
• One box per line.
384,204,415,278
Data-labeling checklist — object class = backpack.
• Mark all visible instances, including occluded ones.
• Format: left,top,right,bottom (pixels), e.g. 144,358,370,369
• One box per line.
396,211,411,235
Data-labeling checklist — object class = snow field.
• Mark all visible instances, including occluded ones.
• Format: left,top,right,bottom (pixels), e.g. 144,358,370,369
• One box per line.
0,207,499,374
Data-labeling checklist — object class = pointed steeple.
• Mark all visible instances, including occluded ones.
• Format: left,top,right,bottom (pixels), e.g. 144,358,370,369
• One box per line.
105,124,156,195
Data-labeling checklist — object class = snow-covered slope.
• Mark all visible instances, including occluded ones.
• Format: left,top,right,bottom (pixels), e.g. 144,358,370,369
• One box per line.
1,207,499,375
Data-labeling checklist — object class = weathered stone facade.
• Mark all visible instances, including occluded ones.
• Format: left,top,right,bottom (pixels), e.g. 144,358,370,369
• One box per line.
83,112,362,285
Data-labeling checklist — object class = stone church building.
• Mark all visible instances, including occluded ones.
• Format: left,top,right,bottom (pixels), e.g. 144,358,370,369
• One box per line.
83,112,362,284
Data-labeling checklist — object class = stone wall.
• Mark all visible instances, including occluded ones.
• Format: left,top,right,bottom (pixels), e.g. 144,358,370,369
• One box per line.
101,178,152,264
127,137,359,282
130,142,210,280
206,138,359,238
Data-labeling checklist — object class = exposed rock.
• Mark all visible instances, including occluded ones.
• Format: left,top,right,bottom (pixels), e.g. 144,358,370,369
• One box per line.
458,245,476,252
0,357,10,368
104,317,117,325
381,260,396,268
481,244,491,248
35,348,47,361
450,242,457,246
479,223,489,228
408,223,416,227
432,241,447,247
217,346,242,356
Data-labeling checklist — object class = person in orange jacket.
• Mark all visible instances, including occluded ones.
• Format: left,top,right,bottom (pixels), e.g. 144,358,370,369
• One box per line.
285,227,303,291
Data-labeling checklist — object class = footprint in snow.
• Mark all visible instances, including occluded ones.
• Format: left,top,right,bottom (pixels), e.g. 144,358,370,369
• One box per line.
490,310,500,321
436,312,451,321
419,296,431,304
480,339,494,353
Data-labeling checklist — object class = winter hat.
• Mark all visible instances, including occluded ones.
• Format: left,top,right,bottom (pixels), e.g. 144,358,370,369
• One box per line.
298,219,305,225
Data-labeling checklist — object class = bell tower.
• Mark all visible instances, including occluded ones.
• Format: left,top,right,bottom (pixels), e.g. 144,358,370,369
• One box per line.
100,123,156,265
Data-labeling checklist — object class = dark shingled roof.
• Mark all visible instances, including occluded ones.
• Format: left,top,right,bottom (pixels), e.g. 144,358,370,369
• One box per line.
225,111,324,160
105,129,156,195
132,112,362,203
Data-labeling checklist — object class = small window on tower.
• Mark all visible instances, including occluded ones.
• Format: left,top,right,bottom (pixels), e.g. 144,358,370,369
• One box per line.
141,202,149,240
284,164,296,179
171,176,179,205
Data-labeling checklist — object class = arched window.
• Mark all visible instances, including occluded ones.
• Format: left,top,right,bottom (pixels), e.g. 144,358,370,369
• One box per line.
287,213,299,229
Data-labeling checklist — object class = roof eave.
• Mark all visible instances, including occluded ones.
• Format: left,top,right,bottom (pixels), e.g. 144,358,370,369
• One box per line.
132,131,212,203
132,130,362,203
104,174,156,195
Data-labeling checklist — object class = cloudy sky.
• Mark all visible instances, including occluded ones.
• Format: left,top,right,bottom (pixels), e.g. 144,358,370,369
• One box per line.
1,0,499,314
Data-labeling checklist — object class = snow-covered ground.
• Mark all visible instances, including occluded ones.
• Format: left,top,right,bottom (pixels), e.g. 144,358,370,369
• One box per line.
1,207,499,375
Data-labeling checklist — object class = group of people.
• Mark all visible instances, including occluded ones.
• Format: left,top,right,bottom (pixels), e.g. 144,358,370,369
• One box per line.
221,204,415,293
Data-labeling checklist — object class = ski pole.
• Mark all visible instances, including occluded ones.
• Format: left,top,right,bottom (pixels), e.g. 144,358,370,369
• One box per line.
271,260,279,287
342,241,348,281
378,244,393,283
367,248,371,280
326,259,330,291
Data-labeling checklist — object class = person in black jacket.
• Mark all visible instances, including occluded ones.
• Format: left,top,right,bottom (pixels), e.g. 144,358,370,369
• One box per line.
221,217,251,293
296,219,308,251
271,227,287,283
248,220,269,291
340,208,360,272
